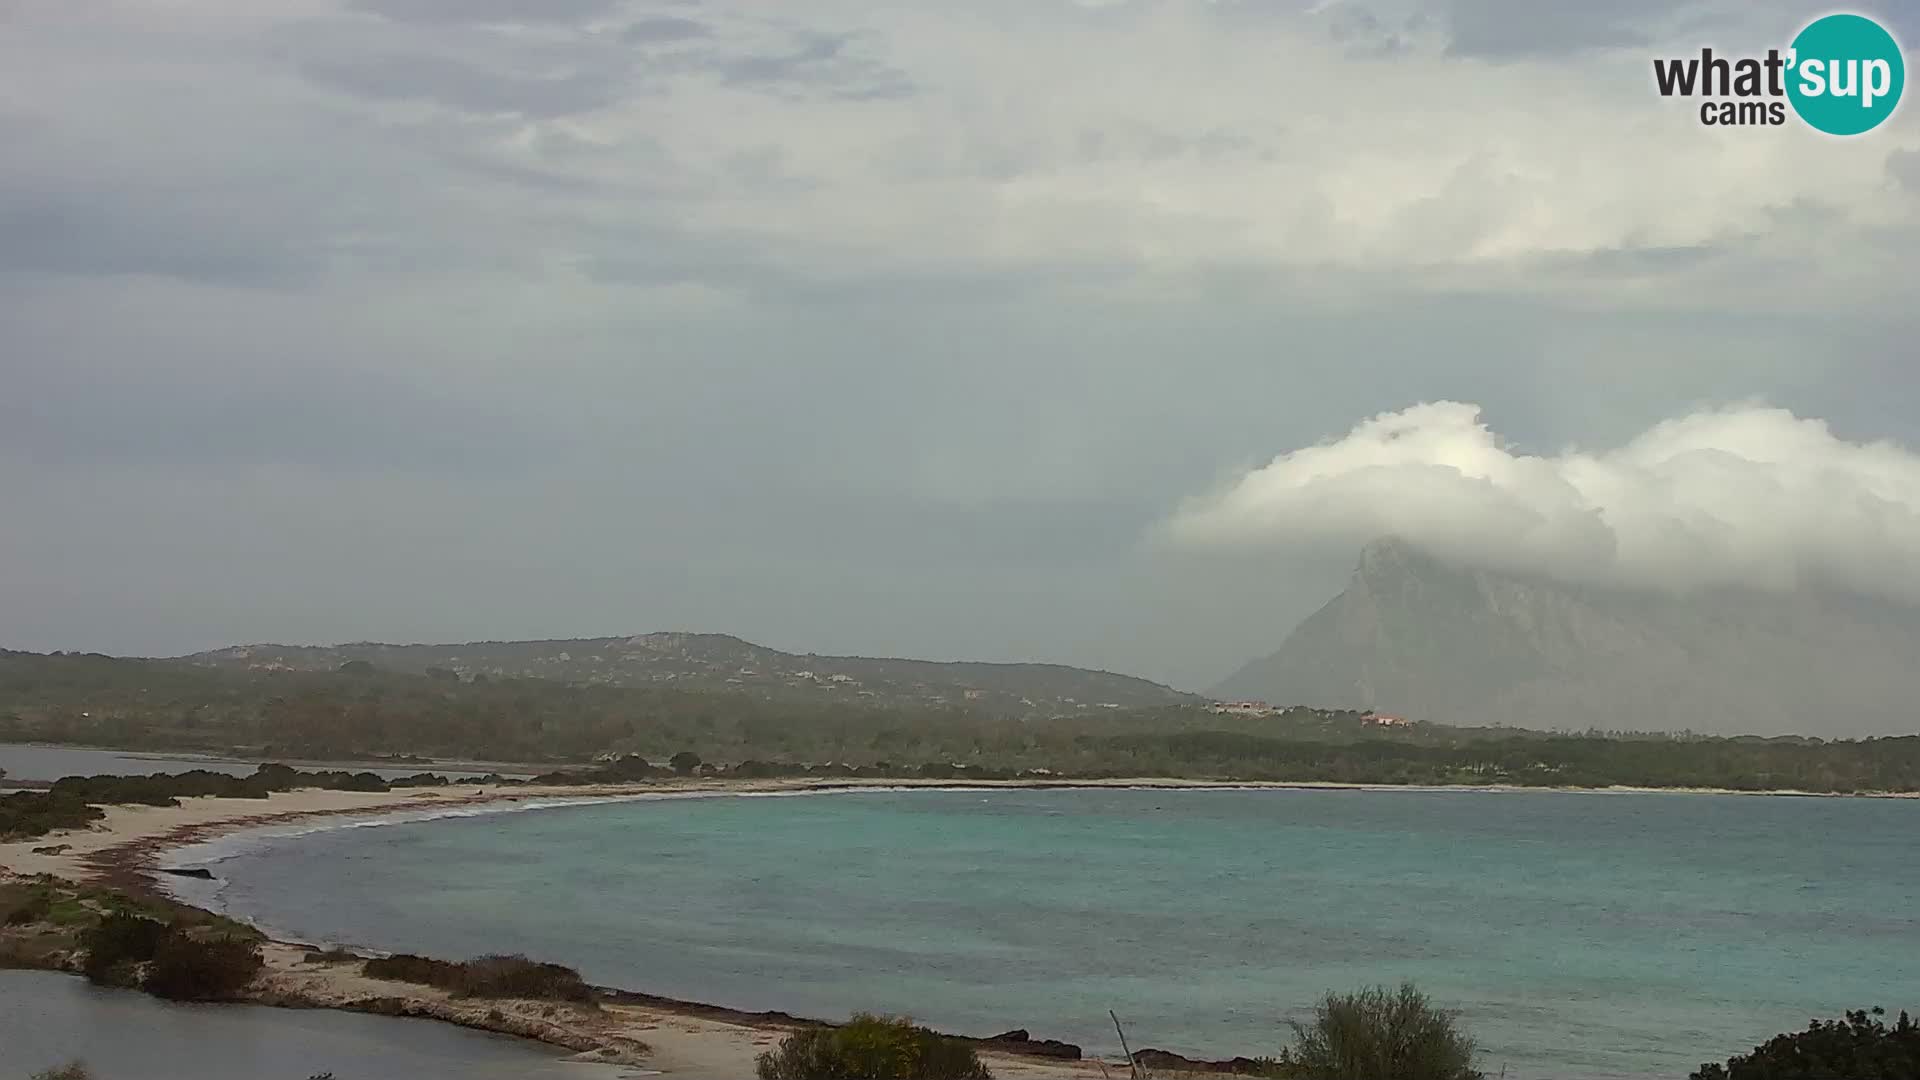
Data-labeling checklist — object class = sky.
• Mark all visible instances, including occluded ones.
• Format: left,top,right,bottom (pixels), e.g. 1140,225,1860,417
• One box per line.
2,0,1918,691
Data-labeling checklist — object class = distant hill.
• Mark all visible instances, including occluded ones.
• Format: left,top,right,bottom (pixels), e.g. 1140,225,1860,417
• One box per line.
1214,539,1920,738
185,632,1199,716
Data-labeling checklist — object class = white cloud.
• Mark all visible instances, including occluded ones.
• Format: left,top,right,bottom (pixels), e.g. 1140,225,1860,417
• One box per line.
5,0,1917,302
1164,401,1920,600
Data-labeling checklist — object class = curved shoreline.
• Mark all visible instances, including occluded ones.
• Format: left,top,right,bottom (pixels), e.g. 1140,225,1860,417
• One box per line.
90,774,1920,953
4,779,1145,1078
6,775,1919,1076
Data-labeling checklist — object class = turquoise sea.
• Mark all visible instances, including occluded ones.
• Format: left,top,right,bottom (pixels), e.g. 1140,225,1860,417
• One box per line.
186,787,1920,1079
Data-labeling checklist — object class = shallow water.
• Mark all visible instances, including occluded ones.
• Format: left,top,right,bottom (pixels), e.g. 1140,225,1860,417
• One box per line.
0,969,635,1080
193,786,1920,1079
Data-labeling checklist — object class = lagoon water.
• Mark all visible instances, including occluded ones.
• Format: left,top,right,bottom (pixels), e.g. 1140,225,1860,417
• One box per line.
0,970,622,1080
192,787,1920,1079
0,742,531,784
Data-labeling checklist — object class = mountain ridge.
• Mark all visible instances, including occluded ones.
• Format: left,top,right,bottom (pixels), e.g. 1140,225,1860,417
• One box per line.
1214,538,1920,738
185,631,1200,716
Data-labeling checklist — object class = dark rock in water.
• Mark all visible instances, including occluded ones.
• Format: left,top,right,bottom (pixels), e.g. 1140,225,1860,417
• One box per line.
155,866,216,880
1133,1048,1270,1074
30,844,72,856
976,1030,1080,1060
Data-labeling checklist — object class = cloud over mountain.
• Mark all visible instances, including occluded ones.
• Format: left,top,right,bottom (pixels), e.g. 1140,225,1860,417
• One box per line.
1166,402,1920,602
3,0,1918,688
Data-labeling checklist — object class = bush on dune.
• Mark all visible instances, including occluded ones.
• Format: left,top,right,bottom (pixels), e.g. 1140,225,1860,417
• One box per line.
457,954,597,1002
0,791,106,842
362,952,462,987
756,1014,993,1080
142,932,263,1001
362,952,596,1004
1692,1008,1920,1080
3,764,423,842
79,910,261,999
79,912,170,986
1275,983,1482,1080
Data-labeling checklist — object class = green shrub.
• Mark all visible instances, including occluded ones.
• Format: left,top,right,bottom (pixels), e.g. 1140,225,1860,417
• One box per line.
31,1064,93,1080
458,954,597,1002
80,912,168,984
362,952,461,987
756,1014,993,1080
2,765,422,842
143,933,263,1001
363,952,595,1003
1279,983,1482,1080
1692,1008,1920,1080
0,791,106,841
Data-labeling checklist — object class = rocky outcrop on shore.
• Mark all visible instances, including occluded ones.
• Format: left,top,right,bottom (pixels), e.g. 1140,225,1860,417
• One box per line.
978,1028,1082,1060
1132,1047,1275,1074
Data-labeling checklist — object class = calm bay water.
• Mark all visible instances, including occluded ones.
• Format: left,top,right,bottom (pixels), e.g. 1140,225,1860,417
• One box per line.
192,787,1920,1079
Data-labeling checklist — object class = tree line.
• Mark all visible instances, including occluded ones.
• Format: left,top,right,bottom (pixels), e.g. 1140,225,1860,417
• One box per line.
3,651,1917,794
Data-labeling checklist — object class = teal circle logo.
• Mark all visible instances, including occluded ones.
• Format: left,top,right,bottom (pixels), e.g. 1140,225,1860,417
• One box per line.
1786,13,1905,135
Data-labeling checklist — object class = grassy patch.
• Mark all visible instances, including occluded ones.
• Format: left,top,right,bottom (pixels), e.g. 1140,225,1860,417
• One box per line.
44,898,97,927
1,882,54,926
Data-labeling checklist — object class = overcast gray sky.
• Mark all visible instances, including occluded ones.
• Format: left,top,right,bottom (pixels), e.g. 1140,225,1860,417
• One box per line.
2,0,1917,690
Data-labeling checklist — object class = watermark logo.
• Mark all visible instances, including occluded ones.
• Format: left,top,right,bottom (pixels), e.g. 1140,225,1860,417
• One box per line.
1653,12,1905,135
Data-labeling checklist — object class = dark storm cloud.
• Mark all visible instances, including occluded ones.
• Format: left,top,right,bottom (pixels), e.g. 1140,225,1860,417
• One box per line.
1439,0,1670,57
297,50,628,116
711,31,916,101
291,10,912,118
0,183,315,287
581,219,1132,305
1324,4,1421,57
347,0,623,26
624,15,712,43
1436,0,1920,58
